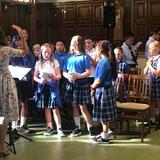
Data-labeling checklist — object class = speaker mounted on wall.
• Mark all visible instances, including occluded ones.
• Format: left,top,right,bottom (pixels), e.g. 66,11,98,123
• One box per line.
102,6,116,28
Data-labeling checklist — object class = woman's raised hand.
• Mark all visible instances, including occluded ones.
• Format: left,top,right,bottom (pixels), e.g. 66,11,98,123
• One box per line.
12,25,24,38
12,25,22,33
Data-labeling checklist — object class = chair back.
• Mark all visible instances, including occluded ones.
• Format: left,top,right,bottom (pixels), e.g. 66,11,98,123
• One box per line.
129,67,141,75
115,73,128,102
127,74,152,103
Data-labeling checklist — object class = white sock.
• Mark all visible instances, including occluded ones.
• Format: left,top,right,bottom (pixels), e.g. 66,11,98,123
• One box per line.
87,123,92,131
100,132,108,139
74,117,81,129
12,121,18,130
47,122,53,128
56,123,62,131
20,116,26,127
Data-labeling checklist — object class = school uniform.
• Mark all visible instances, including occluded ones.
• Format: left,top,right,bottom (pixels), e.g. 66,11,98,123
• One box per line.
63,53,91,105
93,57,117,121
147,55,160,101
34,60,62,109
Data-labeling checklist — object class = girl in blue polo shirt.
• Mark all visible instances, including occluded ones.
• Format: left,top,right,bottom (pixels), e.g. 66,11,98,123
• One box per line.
63,35,94,137
91,40,117,143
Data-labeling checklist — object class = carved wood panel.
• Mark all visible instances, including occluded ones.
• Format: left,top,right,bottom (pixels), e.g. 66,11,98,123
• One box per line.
92,3,102,23
77,4,91,23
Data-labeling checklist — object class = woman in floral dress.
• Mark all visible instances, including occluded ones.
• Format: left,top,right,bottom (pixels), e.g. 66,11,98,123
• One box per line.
0,25,28,157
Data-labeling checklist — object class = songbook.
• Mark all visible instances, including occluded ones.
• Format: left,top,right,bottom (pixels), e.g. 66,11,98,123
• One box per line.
68,72,80,77
41,72,53,81
133,41,142,50
8,65,32,80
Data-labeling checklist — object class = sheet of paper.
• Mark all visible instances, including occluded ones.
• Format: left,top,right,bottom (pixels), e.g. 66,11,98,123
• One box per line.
9,65,31,80
42,72,52,81
134,42,142,49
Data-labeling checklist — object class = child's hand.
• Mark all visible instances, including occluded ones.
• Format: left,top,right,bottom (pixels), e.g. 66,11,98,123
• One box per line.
146,57,153,66
39,78,46,84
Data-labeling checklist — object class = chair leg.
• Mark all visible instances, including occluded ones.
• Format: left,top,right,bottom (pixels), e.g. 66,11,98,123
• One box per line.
113,119,117,139
141,113,144,143
127,120,130,132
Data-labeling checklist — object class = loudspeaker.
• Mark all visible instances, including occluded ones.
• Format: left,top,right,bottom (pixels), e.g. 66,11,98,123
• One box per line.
102,6,116,28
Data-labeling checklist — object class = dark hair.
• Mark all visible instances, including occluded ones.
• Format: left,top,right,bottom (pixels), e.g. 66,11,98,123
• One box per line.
97,40,117,80
84,36,94,41
55,39,66,46
114,46,123,53
0,26,7,46
124,32,135,40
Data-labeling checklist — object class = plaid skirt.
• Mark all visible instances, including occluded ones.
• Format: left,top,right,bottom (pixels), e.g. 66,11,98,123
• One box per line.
64,81,91,105
151,79,160,102
34,82,62,109
93,86,117,121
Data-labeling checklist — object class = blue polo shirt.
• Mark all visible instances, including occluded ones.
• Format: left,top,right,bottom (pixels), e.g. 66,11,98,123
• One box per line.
94,57,112,87
63,53,91,74
54,52,70,70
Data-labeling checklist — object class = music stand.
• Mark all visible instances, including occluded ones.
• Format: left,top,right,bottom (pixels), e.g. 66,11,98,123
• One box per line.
6,122,33,154
6,66,33,154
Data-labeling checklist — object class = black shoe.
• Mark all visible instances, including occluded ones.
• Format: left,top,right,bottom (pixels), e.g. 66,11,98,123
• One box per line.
89,127,96,138
43,127,54,136
18,125,30,134
69,126,82,137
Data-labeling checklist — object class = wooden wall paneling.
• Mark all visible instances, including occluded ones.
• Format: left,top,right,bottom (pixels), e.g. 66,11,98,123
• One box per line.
77,3,92,23
77,24,92,37
62,5,76,24
62,24,76,50
92,2,102,23
92,23,106,40
132,0,147,41
134,22,147,41
134,0,147,21
148,0,160,21
36,5,50,43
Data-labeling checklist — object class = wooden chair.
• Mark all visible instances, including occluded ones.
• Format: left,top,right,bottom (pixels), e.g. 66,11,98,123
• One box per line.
115,73,128,102
115,74,152,142
129,67,141,75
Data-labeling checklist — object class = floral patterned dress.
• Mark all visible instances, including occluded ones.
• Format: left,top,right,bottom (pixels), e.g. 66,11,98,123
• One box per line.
0,46,22,121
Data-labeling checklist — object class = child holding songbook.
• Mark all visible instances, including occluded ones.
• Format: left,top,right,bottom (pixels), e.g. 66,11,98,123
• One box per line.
144,41,160,130
33,43,65,137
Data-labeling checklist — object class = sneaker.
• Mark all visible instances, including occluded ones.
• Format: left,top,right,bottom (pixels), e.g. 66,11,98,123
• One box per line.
92,136,109,144
57,129,65,137
18,125,30,134
69,126,82,137
88,127,96,138
43,127,54,136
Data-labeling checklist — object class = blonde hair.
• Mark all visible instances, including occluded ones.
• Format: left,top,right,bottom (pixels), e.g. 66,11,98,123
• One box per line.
33,44,41,51
40,43,55,67
149,41,160,49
